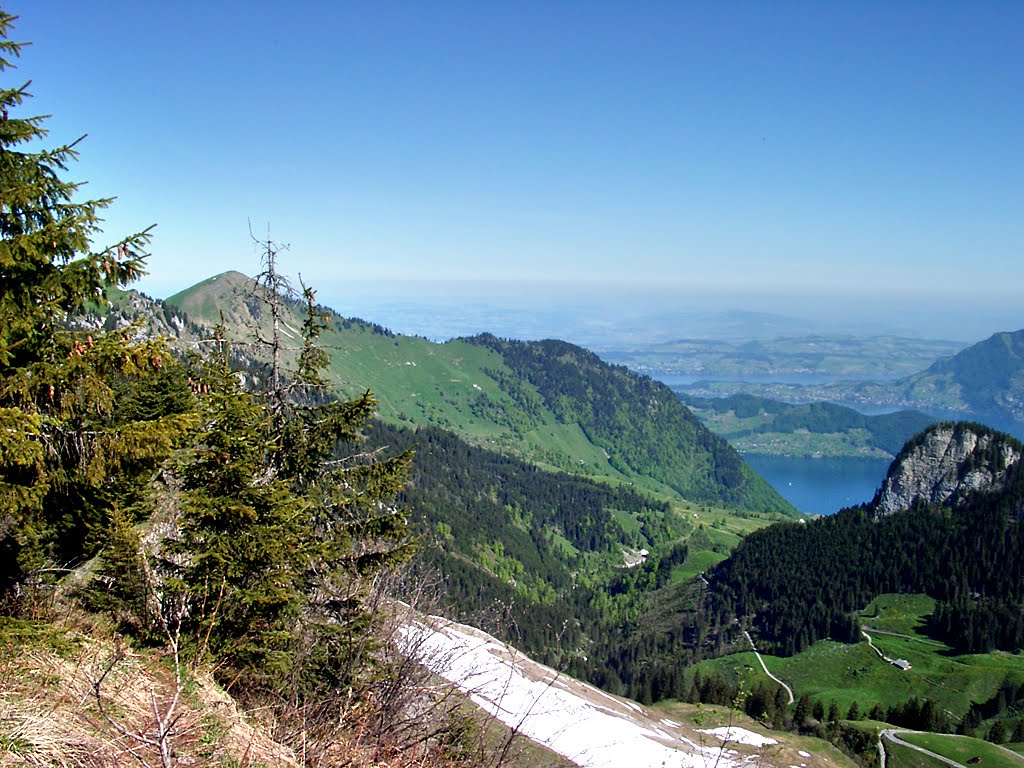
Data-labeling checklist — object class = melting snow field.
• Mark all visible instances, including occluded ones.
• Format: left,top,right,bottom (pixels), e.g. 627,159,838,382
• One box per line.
400,616,753,768
698,727,778,748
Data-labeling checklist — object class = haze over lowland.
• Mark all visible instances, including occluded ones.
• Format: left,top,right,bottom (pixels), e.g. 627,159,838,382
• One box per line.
19,2,1024,325
320,279,1021,350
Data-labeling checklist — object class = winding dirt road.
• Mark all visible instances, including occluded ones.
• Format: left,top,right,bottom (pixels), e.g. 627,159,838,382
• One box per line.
879,730,963,768
878,729,1024,768
743,630,794,705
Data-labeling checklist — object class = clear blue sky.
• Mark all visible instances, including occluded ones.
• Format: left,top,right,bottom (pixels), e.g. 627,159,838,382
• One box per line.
12,1,1024,334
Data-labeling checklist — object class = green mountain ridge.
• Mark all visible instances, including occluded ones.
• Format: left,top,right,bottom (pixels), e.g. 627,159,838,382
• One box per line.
677,330,1024,439
162,271,796,517
896,330,1024,429
681,392,937,458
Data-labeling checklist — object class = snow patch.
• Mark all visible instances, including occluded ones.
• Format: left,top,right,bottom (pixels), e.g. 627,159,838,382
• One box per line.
698,727,778,747
401,617,740,768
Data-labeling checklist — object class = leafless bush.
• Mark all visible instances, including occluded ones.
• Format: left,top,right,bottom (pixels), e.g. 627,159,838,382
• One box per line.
86,595,189,768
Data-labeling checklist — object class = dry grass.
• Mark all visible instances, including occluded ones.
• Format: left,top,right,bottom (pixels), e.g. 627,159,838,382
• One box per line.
0,615,301,768
0,608,513,768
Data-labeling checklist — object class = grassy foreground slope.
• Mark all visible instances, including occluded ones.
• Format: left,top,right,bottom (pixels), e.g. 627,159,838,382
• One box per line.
166,272,795,515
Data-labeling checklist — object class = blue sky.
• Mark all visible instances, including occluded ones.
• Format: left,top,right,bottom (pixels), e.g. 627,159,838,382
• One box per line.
12,2,1024,337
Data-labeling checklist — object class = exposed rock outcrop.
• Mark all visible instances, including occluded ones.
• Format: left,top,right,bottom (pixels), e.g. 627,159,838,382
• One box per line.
872,422,1021,516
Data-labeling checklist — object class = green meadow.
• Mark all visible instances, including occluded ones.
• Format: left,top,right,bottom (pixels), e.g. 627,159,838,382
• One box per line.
897,733,1024,768
692,594,1024,721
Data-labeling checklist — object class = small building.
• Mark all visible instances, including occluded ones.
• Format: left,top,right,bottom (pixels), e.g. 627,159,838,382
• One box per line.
893,659,912,671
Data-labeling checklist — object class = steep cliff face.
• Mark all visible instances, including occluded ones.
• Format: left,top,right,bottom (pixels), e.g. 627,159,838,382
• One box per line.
872,422,1022,516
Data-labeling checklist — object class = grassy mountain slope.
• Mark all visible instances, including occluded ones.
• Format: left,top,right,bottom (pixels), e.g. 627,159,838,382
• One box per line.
894,330,1024,430
681,393,936,458
164,272,796,516
467,334,793,513
691,592,1024,743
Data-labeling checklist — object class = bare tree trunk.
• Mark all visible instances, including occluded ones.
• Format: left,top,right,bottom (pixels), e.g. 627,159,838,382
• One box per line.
249,221,290,425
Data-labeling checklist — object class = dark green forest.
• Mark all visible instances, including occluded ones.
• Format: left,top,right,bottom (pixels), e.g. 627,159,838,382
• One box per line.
362,420,698,692
706,426,1024,656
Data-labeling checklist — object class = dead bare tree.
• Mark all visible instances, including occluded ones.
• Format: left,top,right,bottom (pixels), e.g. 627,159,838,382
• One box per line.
248,221,292,424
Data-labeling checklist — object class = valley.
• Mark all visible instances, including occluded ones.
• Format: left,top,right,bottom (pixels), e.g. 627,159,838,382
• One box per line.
16,258,1024,768
17,268,1024,768
7,5,1024,766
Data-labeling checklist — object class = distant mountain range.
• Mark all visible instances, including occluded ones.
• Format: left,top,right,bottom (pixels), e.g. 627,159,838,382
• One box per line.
676,330,1024,438
873,330,1024,431
606,334,965,382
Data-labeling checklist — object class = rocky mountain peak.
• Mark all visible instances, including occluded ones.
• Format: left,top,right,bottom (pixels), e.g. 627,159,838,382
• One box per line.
872,422,1021,516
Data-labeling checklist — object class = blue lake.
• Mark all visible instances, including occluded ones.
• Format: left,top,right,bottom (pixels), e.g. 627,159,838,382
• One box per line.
743,455,892,516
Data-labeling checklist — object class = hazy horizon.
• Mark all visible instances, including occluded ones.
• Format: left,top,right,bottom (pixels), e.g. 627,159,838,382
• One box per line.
146,268,1022,347
18,2,1023,327
308,278,1020,347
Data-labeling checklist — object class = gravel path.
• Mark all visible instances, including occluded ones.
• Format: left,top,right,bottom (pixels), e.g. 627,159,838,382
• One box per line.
743,630,794,705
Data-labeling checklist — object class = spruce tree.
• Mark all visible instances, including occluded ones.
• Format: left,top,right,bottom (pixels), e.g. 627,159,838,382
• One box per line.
0,10,194,605
812,699,825,722
989,719,1007,744
169,347,309,685
793,693,812,727
827,700,840,724
167,251,415,694
1011,718,1024,744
